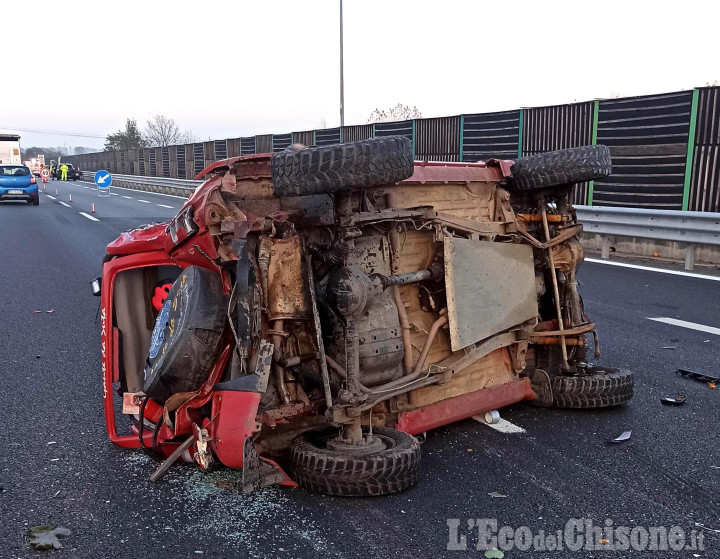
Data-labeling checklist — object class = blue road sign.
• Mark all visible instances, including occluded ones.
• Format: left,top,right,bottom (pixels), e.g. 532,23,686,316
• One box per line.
94,170,112,188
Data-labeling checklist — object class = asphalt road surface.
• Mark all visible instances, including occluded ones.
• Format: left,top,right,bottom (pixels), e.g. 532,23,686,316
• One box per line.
1,180,718,558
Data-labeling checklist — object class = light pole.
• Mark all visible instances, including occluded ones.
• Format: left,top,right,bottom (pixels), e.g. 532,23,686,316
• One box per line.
340,0,345,128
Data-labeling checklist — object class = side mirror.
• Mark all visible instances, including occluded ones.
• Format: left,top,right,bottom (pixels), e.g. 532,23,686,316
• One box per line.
90,277,102,296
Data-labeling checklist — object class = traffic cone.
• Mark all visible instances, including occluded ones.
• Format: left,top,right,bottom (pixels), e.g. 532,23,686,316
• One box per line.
55,188,58,195
69,194,72,202
91,203,96,214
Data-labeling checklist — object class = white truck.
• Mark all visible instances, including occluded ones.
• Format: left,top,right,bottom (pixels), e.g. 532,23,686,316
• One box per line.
0,134,22,165
24,154,45,176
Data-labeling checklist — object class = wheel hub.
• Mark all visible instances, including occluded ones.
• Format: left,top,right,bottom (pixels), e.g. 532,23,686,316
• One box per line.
326,433,387,455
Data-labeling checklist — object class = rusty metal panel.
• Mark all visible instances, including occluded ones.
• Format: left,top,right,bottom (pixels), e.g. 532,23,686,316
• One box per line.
342,124,372,142
292,130,314,147
593,90,693,209
444,238,537,351
241,137,256,155
227,138,241,158
273,133,292,152
186,145,194,179
689,86,720,212
522,102,594,205
267,236,310,320
415,116,460,162
203,141,214,169
255,135,273,153
462,110,520,162
155,148,164,177
315,127,341,146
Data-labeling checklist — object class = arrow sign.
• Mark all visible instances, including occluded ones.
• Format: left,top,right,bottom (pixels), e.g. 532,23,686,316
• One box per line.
94,170,112,188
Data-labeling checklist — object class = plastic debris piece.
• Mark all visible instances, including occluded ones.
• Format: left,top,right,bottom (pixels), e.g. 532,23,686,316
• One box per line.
676,368,720,384
661,346,676,350
32,311,42,314
52,490,61,498
660,395,686,406
28,525,71,550
47,441,57,445
484,550,504,559
467,448,473,452
488,492,507,498
710,383,716,389
611,430,632,443
599,538,610,544
46,309,55,314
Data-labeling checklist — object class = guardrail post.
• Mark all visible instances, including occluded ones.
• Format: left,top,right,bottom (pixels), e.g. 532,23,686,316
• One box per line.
685,244,696,271
588,100,600,206
601,235,613,260
681,89,699,211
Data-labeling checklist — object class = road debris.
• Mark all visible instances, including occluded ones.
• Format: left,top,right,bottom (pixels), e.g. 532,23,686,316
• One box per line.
28,525,71,551
46,309,55,314
488,492,507,498
32,310,42,314
611,430,632,443
676,368,720,384
694,522,720,534
661,346,676,350
660,395,686,406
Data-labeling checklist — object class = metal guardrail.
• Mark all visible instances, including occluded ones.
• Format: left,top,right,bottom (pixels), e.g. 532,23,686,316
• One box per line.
575,205,720,270
80,171,203,194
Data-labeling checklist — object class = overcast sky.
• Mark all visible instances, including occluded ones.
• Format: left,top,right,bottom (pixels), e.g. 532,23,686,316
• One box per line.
4,0,718,150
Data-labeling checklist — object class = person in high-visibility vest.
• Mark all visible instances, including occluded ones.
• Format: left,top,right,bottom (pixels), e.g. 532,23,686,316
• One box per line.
49,163,54,178
60,164,68,181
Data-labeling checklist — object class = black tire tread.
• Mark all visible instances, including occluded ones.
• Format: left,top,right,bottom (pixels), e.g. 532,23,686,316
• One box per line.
552,367,633,409
289,427,421,496
510,145,612,192
271,136,415,196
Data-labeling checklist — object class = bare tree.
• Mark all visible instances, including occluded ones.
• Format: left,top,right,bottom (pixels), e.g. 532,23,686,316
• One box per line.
143,114,194,147
180,130,200,144
367,104,422,124
318,117,328,129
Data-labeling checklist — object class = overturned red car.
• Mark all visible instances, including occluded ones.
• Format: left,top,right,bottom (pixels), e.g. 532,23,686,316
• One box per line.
96,137,632,495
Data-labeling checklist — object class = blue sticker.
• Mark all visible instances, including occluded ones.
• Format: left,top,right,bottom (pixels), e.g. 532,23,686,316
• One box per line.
149,299,172,359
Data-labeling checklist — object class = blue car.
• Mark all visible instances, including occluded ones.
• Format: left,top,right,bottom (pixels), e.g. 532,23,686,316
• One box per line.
0,165,39,205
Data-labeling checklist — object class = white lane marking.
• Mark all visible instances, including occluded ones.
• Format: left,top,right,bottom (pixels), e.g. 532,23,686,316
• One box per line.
59,201,71,208
122,195,133,199
110,193,119,196
473,416,526,434
157,204,174,209
77,180,188,200
586,258,720,282
46,195,56,200
648,317,720,336
83,186,90,189
79,212,99,222
137,199,151,204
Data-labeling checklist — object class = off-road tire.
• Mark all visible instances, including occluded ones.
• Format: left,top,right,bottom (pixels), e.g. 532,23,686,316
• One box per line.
289,427,421,496
509,145,612,192
270,136,415,197
552,367,633,408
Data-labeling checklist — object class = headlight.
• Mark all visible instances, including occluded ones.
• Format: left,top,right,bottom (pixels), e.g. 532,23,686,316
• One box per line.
166,206,198,245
